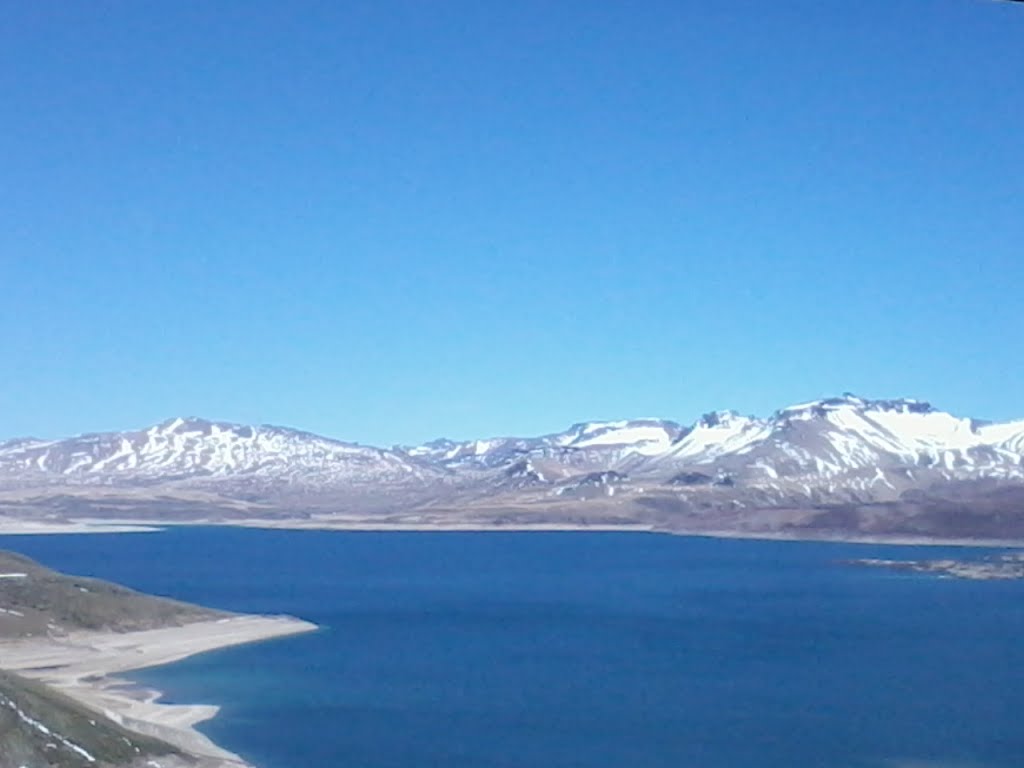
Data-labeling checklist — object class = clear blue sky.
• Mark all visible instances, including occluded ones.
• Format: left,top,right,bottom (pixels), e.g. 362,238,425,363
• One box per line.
2,1,1022,446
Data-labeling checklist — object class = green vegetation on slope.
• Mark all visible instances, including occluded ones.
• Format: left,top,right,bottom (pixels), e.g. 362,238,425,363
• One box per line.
0,550,228,640
0,670,184,768
0,549,238,767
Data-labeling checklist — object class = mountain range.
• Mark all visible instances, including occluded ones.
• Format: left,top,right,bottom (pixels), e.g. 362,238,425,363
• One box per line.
2,394,1023,541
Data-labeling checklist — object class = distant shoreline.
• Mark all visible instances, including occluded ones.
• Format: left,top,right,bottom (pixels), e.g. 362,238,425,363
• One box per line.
2,516,1023,549
0,615,318,767
0,520,164,535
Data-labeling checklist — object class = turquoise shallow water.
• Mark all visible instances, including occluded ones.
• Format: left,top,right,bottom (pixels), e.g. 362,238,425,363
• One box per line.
3,528,1023,768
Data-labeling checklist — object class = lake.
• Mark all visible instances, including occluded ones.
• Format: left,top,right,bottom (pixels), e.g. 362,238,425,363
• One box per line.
2,527,1022,768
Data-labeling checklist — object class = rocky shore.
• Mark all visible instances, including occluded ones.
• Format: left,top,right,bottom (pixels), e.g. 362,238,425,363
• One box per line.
846,552,1024,580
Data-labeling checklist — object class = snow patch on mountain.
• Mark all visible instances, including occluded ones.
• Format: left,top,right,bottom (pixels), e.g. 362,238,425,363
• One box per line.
0,417,439,487
401,419,682,470
658,411,770,463
553,419,680,454
1,396,1022,505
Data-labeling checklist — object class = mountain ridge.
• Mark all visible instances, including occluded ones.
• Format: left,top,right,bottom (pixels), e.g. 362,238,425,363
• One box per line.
2,394,1023,542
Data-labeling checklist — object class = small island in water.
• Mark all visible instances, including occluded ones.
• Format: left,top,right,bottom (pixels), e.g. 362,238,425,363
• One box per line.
847,551,1024,580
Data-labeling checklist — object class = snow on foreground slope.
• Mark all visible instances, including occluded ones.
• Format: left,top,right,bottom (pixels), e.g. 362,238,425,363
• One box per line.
0,396,1022,504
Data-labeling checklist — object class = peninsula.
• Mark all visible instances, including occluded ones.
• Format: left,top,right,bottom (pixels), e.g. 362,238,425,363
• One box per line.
0,550,316,768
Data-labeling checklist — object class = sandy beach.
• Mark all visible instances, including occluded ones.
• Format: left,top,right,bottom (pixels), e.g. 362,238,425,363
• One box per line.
0,518,164,535
0,615,318,766
0,514,657,536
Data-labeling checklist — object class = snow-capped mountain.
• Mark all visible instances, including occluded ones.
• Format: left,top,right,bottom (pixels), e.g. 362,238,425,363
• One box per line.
400,419,683,471
549,419,684,454
4,398,1023,493
2,396,1024,541
400,395,1024,491
643,410,769,466
0,417,440,489
635,395,1024,488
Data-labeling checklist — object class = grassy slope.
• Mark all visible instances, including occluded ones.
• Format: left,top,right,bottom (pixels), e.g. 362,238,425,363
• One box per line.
0,670,185,768
0,550,228,640
0,550,233,767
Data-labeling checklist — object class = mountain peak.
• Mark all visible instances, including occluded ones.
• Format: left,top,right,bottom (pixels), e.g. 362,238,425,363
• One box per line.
776,395,934,420
696,410,752,429
153,416,215,431
149,416,259,441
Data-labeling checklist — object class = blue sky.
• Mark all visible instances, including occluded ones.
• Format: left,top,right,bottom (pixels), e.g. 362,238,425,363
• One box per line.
2,1,1022,446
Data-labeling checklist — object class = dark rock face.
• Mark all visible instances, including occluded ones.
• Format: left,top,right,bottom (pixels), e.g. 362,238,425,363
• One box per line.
669,472,714,486
575,471,626,486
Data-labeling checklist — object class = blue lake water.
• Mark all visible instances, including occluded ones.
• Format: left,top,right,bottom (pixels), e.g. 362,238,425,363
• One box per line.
2,527,1023,768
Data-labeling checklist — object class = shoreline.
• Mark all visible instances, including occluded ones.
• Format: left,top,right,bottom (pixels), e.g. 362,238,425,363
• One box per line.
235,519,659,533
0,615,318,767
0,520,164,535
236,520,1024,548
2,516,1023,549
0,523,1018,765
664,528,1024,549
